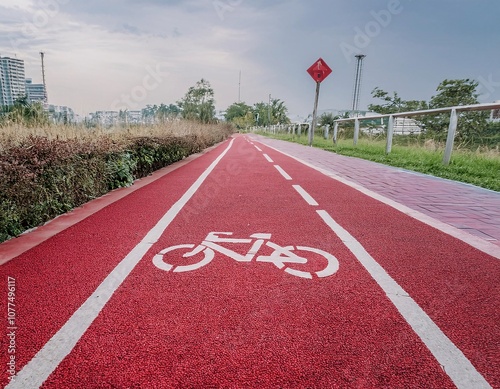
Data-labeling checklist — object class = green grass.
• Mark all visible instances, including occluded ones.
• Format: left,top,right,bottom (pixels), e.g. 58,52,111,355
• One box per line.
259,133,500,192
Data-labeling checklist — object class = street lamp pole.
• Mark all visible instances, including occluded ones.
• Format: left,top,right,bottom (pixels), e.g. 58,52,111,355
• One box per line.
268,94,271,128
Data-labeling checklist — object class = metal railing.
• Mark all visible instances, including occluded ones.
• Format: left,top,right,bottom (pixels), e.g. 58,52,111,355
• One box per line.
249,123,310,136
334,102,500,165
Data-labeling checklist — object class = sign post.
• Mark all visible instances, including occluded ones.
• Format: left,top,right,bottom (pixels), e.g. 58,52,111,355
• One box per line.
306,58,332,146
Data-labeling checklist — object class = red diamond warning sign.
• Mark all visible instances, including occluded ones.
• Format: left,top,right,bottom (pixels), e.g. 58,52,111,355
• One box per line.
307,58,332,83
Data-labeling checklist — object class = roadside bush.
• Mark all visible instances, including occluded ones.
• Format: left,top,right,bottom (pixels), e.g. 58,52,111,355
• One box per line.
130,136,190,178
106,152,137,190
0,122,234,242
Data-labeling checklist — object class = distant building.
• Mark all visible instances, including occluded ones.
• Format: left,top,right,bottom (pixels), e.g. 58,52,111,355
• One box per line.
392,117,423,135
45,104,76,124
88,110,158,126
89,111,119,126
0,56,26,106
491,100,500,121
25,78,47,103
127,110,142,124
357,116,423,135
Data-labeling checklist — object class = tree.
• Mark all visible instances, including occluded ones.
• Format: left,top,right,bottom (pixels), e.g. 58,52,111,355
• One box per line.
168,104,181,118
225,102,251,121
233,112,256,129
318,112,340,129
270,98,290,125
225,102,253,128
333,111,356,138
368,87,427,114
118,109,128,125
251,98,290,126
156,104,168,124
252,102,268,126
142,105,157,124
430,79,480,107
177,79,216,123
0,96,49,126
420,79,488,143
156,103,180,123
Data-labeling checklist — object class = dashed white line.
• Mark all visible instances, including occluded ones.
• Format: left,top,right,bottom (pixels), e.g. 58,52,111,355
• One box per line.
316,209,491,389
253,139,500,260
254,146,263,152
274,165,292,181
263,154,274,163
292,185,319,206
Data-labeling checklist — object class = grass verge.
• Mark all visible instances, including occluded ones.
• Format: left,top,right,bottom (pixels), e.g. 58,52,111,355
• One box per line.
258,133,500,192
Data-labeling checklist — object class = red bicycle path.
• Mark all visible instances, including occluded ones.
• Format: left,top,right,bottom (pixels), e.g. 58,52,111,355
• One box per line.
0,135,498,388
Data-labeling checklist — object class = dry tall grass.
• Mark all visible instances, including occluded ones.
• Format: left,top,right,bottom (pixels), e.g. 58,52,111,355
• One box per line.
0,121,231,149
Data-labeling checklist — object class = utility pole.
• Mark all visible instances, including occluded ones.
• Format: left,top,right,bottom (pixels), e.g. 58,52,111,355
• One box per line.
268,93,271,127
238,70,241,103
351,54,366,117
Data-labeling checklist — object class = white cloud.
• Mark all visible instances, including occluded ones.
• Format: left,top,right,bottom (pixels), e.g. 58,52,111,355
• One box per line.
0,0,33,11
1,0,499,116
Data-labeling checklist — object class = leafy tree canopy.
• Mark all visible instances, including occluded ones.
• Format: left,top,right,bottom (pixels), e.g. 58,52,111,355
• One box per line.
368,87,427,114
251,99,291,127
224,102,254,129
429,79,480,108
270,98,291,125
141,104,181,124
318,112,340,128
225,102,252,122
0,96,49,126
368,79,489,144
422,79,488,142
177,79,216,124
224,98,291,128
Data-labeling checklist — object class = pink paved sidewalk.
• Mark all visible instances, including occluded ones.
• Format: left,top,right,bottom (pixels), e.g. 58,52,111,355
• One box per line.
250,134,500,247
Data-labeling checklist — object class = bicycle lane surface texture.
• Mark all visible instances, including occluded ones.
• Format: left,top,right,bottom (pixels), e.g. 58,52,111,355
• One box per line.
0,135,498,388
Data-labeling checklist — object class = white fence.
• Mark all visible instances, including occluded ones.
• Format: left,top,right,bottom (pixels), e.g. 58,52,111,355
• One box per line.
334,102,500,165
249,123,311,136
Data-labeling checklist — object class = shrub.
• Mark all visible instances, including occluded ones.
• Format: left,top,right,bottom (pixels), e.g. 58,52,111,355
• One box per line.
0,122,234,242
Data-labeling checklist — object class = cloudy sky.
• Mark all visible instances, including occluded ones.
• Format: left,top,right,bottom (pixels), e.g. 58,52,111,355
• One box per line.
0,0,499,119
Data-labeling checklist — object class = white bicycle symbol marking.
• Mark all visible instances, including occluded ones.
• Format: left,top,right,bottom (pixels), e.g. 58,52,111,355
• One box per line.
153,232,339,279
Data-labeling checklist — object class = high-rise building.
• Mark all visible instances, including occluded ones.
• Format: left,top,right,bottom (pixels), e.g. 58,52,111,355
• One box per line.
0,56,26,106
25,78,47,103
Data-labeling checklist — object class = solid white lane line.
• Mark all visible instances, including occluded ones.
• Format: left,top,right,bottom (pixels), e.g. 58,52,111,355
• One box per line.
254,145,263,152
6,139,235,389
292,185,319,206
263,154,274,163
274,165,292,181
254,139,500,260
316,209,491,389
